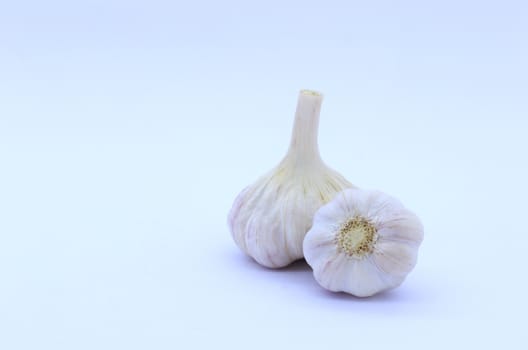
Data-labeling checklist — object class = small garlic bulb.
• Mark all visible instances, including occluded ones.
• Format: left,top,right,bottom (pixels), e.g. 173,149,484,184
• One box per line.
228,90,354,268
303,188,424,297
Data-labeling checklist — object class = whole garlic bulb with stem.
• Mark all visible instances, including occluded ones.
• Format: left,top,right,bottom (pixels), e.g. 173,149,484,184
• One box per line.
228,90,354,268
303,188,424,297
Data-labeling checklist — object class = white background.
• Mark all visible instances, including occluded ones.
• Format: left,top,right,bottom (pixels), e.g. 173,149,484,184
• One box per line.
1,1,527,349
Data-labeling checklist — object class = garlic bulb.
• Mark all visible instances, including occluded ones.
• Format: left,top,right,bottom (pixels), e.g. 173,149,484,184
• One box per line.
303,188,424,297
228,90,354,268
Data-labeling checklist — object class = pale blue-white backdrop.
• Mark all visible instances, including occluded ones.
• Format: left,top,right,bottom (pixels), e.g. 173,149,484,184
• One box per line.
1,1,527,349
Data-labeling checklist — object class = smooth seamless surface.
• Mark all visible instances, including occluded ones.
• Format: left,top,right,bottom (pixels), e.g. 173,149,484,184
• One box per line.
1,1,527,349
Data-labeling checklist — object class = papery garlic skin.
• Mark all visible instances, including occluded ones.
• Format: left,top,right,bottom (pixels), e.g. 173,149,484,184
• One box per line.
228,90,354,268
303,188,424,297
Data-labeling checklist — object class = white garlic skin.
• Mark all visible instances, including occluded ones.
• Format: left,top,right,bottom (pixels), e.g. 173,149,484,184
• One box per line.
229,163,352,268
228,90,354,268
303,188,424,297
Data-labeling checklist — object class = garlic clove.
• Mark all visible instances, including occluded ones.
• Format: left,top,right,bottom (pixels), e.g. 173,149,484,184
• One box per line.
372,240,419,277
346,258,388,297
319,253,347,291
303,188,424,297
228,90,354,268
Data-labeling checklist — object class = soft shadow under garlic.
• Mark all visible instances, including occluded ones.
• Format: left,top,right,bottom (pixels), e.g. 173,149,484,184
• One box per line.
229,247,311,273
314,282,425,303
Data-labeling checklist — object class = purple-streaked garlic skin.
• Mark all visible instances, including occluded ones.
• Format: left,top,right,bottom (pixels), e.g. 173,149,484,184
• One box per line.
303,188,424,297
228,90,354,268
